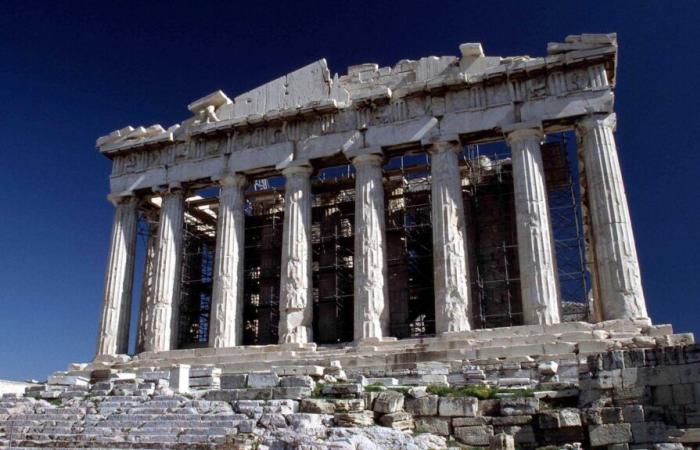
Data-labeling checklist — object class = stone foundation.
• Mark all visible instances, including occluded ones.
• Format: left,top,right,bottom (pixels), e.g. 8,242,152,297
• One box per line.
1,321,698,449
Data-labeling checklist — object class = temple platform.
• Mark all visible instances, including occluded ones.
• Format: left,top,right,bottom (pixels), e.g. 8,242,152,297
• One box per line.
80,320,693,379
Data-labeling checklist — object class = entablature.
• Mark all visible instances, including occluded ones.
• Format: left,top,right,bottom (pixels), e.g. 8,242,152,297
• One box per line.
101,34,617,196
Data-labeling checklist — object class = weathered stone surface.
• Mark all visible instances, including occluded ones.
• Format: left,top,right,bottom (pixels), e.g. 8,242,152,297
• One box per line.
373,390,404,413
490,432,515,450
405,395,438,416
378,411,413,430
438,396,478,417
500,397,539,416
414,417,451,436
334,411,375,427
247,372,280,388
454,424,494,446
589,423,632,446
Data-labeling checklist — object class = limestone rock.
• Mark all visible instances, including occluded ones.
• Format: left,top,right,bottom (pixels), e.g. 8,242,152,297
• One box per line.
438,396,478,417
454,424,494,446
589,423,632,446
414,417,451,436
373,390,404,413
500,397,539,416
405,394,438,416
378,411,413,430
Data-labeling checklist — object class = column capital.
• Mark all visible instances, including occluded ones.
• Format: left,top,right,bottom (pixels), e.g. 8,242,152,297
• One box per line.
214,172,247,189
107,192,137,207
281,163,313,178
152,183,183,196
352,152,384,167
426,139,462,155
344,146,383,161
577,113,617,134
504,122,544,146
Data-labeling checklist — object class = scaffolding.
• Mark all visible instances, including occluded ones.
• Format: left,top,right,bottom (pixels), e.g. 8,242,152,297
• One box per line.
127,132,590,351
242,178,284,345
462,146,523,328
176,198,216,349
384,154,436,338
311,165,355,344
542,137,590,321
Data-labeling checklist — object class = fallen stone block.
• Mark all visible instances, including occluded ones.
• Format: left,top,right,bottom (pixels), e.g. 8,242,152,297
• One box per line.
379,411,414,430
589,423,632,446
334,411,375,427
500,397,539,416
438,396,478,417
414,417,451,436
373,390,404,413
221,374,247,389
247,372,279,388
279,375,314,388
489,432,515,450
322,383,363,397
405,394,438,416
455,424,494,446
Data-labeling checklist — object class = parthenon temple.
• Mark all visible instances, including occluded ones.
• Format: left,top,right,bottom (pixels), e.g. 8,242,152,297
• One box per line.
94,33,648,357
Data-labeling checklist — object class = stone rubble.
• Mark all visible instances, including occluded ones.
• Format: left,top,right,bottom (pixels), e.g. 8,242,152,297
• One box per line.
4,340,700,449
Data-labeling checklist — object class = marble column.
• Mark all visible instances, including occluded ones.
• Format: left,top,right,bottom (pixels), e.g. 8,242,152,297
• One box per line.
209,173,247,348
278,164,314,344
352,153,389,341
429,140,472,333
506,127,561,325
577,113,648,320
143,186,185,352
96,195,138,356
135,221,157,354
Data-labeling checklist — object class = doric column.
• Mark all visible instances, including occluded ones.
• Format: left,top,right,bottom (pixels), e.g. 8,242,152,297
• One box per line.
576,113,648,320
143,186,185,352
209,173,247,348
506,126,561,325
278,164,314,344
96,194,138,356
429,140,472,333
352,153,389,341
135,220,157,354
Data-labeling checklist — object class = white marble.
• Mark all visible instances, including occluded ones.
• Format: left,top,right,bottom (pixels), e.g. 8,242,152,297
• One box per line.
577,114,648,320
429,140,472,333
278,165,314,344
209,174,247,348
143,187,185,352
506,127,561,325
96,195,138,356
352,153,389,341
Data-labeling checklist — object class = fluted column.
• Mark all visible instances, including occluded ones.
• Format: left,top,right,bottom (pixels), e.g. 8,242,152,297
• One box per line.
577,113,648,320
278,164,314,344
209,173,247,348
429,140,472,333
143,186,185,352
506,127,561,325
96,195,138,356
352,153,389,341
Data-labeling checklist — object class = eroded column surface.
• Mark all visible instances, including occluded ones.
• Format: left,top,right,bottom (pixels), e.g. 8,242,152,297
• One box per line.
96,195,138,356
143,187,185,352
429,140,472,333
209,174,247,348
352,153,389,341
577,113,648,320
507,128,561,325
278,165,314,344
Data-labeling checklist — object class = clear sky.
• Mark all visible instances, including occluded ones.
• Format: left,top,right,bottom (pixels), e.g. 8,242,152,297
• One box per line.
1,1,698,381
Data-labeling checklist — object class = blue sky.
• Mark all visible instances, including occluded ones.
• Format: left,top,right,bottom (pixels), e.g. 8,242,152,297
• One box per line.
1,1,698,381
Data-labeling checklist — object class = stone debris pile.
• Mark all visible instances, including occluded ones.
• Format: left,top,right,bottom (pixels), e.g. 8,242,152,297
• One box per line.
3,342,700,449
